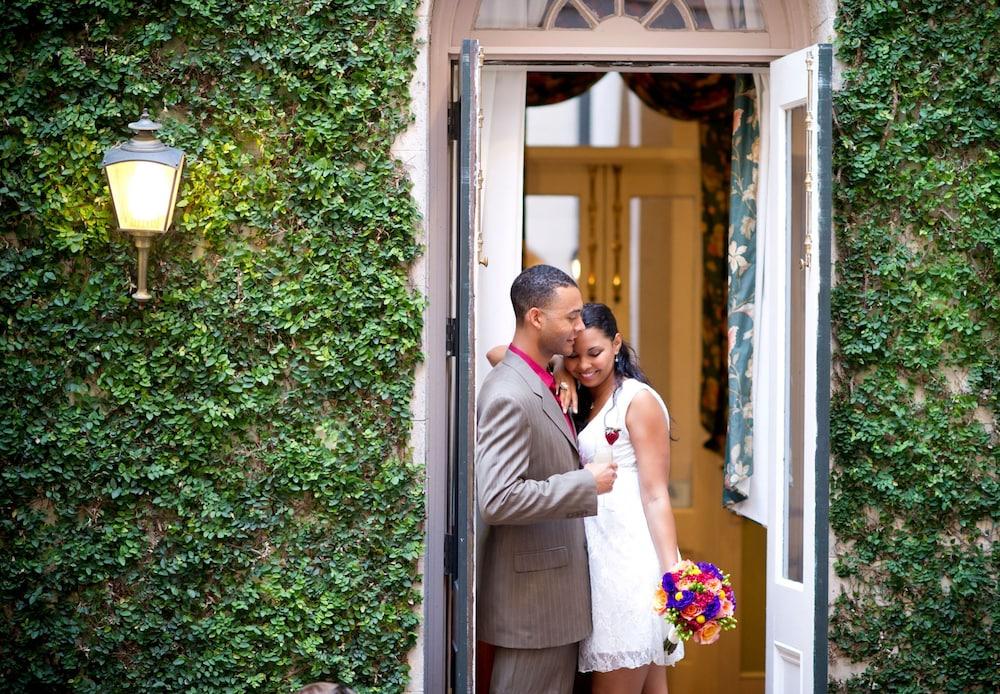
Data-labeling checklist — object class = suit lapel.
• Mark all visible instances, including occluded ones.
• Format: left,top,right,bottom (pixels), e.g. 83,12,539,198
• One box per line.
503,351,578,453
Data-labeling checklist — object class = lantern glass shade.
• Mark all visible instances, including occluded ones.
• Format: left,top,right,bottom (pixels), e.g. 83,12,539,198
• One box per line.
102,112,186,301
104,157,184,232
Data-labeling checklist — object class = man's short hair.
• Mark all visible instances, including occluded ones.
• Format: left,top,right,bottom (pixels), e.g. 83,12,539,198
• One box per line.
510,264,577,324
295,684,355,694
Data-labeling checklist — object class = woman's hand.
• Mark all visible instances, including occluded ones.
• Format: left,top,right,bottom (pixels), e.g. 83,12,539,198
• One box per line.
485,344,507,367
486,346,578,414
549,355,578,414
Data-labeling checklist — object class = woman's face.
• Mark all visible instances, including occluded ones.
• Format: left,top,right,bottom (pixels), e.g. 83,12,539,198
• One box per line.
564,327,620,391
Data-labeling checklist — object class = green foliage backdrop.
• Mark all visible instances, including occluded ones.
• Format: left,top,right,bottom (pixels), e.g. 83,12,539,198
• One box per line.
0,1,424,691
831,1,999,691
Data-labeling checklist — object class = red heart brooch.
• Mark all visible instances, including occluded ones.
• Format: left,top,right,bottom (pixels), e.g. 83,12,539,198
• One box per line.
604,428,621,445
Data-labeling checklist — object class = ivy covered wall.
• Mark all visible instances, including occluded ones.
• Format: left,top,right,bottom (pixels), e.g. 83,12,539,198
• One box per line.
0,1,424,692
831,1,999,691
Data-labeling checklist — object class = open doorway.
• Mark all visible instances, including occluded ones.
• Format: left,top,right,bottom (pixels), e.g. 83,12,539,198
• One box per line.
473,71,768,693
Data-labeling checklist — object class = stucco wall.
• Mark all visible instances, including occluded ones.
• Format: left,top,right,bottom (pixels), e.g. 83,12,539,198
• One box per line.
395,2,432,691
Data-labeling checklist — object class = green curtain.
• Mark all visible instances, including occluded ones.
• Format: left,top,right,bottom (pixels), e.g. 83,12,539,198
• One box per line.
723,75,759,505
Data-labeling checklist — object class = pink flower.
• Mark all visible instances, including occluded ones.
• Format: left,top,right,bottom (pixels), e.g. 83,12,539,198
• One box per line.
671,559,697,575
693,621,722,644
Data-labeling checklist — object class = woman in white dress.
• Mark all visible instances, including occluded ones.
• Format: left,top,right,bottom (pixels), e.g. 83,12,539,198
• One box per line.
563,302,683,694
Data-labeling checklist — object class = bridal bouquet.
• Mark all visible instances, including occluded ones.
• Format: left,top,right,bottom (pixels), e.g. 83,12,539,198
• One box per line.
654,560,737,646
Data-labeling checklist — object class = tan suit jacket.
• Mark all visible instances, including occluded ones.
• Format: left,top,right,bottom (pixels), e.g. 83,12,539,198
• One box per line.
476,350,598,649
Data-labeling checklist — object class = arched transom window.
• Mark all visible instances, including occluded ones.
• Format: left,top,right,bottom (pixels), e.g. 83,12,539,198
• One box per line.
476,0,766,31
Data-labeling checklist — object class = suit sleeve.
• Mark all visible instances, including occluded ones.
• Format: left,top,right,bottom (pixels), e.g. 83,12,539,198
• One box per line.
476,392,598,526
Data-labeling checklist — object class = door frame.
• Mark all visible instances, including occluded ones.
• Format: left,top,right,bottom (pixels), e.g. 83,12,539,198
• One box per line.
424,5,833,693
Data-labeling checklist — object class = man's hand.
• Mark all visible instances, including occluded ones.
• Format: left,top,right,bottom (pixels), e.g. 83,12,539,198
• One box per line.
585,456,618,495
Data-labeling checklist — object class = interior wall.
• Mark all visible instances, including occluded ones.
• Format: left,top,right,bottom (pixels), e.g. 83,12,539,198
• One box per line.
400,2,436,693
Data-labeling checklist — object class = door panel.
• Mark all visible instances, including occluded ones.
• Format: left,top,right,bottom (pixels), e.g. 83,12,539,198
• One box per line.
761,44,832,694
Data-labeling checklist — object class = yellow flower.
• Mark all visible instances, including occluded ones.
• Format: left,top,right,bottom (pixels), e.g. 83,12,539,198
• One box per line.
696,615,706,624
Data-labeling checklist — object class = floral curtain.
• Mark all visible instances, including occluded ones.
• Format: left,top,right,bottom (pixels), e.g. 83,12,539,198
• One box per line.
723,75,759,505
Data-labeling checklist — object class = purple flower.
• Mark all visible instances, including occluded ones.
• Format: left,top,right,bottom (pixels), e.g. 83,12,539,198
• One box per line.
667,589,695,609
702,595,721,621
697,562,724,580
662,573,677,594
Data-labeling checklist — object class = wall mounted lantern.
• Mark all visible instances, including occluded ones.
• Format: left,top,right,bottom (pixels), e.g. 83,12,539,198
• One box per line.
102,110,185,302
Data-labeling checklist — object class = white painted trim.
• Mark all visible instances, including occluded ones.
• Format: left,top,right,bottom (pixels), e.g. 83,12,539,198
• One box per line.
763,45,822,694
448,0,812,54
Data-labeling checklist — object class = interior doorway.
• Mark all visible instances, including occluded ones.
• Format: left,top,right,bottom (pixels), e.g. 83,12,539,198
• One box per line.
510,71,767,693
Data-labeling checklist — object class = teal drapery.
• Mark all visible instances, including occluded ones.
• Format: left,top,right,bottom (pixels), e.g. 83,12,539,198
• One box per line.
723,75,759,506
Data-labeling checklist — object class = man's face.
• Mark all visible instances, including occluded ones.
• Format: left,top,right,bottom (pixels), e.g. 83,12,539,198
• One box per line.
534,285,585,358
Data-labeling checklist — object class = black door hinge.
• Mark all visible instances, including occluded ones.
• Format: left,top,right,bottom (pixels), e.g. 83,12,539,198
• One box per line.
447,100,460,141
444,532,457,577
445,317,457,356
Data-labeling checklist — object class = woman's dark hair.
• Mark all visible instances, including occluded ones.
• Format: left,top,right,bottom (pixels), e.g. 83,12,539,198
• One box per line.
572,302,649,430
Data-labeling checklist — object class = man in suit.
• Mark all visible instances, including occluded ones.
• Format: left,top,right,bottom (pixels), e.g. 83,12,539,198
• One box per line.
477,264,618,693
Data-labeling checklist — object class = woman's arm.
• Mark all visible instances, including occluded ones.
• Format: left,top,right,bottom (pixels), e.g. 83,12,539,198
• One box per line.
627,389,680,573
484,345,578,413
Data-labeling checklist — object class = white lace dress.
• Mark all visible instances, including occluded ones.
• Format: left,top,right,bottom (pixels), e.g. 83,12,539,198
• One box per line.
578,378,685,672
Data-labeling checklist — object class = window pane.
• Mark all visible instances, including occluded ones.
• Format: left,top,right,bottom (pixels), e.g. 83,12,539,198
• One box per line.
526,97,582,146
475,0,553,28
554,3,592,28
783,104,807,584
583,0,616,19
475,0,765,30
624,0,658,20
524,196,580,277
685,0,766,30
687,0,714,29
649,4,688,29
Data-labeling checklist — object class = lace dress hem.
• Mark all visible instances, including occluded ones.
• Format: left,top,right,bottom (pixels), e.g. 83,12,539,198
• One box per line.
578,646,684,673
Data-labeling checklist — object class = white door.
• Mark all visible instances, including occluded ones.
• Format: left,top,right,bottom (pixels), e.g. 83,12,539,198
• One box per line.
758,44,832,694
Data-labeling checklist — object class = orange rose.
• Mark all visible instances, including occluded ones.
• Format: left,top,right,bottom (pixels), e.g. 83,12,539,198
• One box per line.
693,620,721,645
653,586,668,615
681,603,703,620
